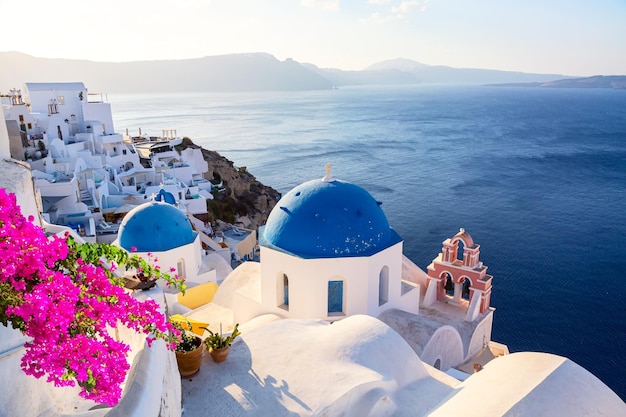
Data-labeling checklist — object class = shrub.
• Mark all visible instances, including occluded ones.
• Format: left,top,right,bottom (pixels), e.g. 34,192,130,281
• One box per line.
0,189,185,405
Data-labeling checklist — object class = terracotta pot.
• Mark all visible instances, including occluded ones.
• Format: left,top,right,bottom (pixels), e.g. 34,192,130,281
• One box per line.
209,346,230,363
175,339,203,377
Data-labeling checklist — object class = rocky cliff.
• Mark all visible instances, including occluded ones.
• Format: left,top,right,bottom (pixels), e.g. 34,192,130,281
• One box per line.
175,138,280,230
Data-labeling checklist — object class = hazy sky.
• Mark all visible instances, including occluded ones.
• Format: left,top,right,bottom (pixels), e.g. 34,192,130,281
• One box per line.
1,0,624,76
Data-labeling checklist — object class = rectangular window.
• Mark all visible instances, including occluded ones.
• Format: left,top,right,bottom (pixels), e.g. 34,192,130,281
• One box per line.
57,96,65,105
277,273,289,310
328,280,343,314
283,275,289,306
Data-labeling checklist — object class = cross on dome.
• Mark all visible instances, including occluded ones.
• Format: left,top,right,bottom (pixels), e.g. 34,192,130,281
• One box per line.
322,163,335,182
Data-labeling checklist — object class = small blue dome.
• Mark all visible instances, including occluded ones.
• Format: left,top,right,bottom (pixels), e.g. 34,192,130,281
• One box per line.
154,189,177,205
118,201,197,252
261,178,401,258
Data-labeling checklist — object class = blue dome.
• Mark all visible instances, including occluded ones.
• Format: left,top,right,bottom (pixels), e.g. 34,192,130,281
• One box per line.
118,201,197,252
261,178,401,258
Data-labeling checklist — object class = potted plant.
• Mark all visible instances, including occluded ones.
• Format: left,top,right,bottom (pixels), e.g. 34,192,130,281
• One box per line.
173,320,204,377
202,323,241,363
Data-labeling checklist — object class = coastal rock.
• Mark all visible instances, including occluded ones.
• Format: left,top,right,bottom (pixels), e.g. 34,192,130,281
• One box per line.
175,138,280,230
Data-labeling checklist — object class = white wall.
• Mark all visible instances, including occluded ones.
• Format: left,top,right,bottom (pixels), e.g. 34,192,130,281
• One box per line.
83,102,115,134
466,310,494,360
259,242,418,321
0,118,41,223
0,110,10,158
420,325,465,371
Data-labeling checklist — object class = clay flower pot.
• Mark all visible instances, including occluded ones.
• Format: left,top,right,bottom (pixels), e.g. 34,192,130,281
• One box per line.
209,346,230,363
201,323,241,363
175,336,203,377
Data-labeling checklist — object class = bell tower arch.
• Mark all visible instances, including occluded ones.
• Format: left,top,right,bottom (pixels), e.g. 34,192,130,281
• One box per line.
424,229,493,321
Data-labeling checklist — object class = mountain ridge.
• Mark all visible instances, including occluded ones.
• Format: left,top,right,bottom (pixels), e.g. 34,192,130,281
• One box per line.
0,52,620,93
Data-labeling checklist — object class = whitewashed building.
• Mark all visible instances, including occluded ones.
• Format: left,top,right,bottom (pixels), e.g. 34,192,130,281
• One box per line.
115,191,217,286
255,167,420,321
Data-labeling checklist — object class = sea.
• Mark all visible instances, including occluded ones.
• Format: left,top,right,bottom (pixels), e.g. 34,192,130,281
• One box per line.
109,85,626,400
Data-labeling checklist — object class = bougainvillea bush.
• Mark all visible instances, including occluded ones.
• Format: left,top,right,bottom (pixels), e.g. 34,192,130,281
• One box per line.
0,188,185,406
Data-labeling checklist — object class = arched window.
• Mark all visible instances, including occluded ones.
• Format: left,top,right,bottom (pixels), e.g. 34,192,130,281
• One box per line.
462,278,472,300
444,273,454,296
379,266,389,306
328,280,344,315
456,240,465,263
434,359,441,370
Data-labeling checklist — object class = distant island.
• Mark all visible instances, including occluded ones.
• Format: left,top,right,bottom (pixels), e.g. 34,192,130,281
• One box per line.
0,52,624,93
486,75,626,89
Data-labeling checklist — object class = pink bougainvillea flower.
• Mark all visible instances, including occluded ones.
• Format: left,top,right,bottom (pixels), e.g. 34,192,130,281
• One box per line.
0,188,183,405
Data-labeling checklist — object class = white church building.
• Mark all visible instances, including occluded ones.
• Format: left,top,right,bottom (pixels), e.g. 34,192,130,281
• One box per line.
162,166,495,375
114,189,216,286
256,167,420,321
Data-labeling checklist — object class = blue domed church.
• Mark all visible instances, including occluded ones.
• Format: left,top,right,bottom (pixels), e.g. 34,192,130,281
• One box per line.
115,191,217,286
249,166,420,321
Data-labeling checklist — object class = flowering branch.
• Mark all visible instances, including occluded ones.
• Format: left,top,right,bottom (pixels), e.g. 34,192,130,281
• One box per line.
0,188,184,405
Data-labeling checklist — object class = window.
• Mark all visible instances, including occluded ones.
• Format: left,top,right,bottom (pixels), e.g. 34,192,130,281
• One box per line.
456,240,465,263
48,102,58,115
283,274,289,306
444,274,454,296
328,280,344,314
177,259,186,279
57,96,65,105
277,273,289,310
379,266,389,306
462,278,472,300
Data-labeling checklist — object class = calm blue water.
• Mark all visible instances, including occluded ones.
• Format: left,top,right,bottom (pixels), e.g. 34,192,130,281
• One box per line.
109,85,626,399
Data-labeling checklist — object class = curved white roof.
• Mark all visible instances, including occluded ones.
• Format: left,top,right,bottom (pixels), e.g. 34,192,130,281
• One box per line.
428,352,625,417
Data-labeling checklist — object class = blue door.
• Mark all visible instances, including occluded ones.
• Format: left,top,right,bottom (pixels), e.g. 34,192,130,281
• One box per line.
328,281,343,314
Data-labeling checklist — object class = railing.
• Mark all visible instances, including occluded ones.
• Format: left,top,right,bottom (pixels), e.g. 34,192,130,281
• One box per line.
87,92,107,103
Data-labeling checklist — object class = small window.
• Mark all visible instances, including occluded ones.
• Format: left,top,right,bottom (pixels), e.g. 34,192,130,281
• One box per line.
57,96,65,105
328,280,344,314
462,278,472,300
456,241,465,262
283,274,289,306
379,266,389,306
444,274,454,296
177,259,186,279
277,273,289,310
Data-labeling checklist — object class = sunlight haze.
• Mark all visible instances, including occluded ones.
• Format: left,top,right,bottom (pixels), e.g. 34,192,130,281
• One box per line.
1,0,625,76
